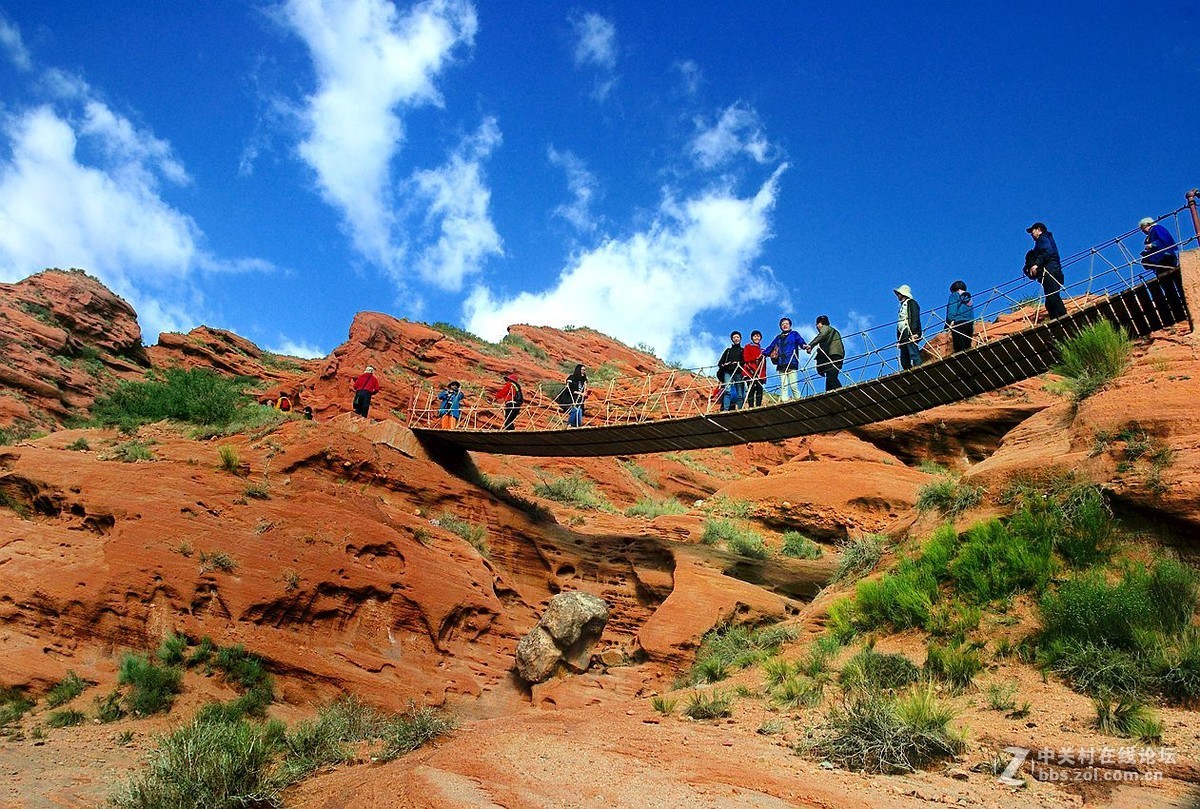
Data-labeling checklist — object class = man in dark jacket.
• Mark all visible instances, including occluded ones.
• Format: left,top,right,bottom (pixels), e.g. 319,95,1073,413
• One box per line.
1024,222,1067,319
894,285,922,370
805,315,845,390
945,280,974,353
717,331,745,410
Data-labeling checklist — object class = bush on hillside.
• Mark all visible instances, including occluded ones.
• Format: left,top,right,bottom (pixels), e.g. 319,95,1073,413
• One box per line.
1053,320,1132,400
92,368,254,430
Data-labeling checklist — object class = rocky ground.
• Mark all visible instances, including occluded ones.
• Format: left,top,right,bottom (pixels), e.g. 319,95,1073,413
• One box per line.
1,269,1199,808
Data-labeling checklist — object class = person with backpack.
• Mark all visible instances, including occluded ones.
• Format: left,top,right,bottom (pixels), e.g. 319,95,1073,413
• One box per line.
945,280,975,353
1139,216,1183,314
805,315,845,391
894,285,923,370
762,317,807,402
740,330,768,407
1023,222,1067,319
495,372,523,430
351,365,381,418
437,381,464,429
716,331,745,411
554,364,588,427
276,391,293,412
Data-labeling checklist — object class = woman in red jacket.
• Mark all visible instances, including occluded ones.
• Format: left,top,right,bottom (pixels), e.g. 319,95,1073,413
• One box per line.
494,372,523,430
740,330,768,408
351,365,381,418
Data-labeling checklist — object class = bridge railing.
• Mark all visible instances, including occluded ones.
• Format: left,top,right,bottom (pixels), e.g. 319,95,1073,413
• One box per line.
408,205,1196,432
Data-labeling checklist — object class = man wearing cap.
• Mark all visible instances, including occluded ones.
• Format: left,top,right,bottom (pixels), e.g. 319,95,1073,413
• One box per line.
351,364,381,418
894,285,922,370
1139,216,1183,314
1024,222,1067,319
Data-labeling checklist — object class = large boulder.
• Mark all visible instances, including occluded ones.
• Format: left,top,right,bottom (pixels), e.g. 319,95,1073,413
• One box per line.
515,592,609,684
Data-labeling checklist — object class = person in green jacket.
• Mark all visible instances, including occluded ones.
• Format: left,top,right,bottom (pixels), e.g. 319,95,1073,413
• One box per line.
805,315,845,391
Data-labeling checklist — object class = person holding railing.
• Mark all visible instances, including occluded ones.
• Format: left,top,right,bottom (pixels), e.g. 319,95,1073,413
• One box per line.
1024,222,1067,319
494,373,523,430
717,331,746,411
894,286,922,369
741,330,768,407
437,381,464,429
763,317,807,401
558,364,588,427
1139,216,1183,314
805,315,845,390
945,280,975,353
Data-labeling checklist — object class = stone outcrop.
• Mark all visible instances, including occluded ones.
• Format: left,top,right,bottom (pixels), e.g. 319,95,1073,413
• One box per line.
515,592,610,683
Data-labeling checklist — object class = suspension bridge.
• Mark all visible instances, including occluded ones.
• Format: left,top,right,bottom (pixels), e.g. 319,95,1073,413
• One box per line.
409,199,1200,458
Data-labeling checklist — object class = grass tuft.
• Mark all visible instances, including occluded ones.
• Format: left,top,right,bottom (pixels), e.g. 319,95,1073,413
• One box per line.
45,672,89,708
1052,320,1133,400
832,535,885,582
781,532,823,559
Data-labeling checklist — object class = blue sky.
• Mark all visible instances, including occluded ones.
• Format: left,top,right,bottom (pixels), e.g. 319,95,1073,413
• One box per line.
0,1,1196,366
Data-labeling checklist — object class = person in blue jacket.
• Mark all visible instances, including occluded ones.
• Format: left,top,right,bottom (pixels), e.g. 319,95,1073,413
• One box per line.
1024,222,1067,319
762,317,807,401
945,280,975,353
1139,216,1183,314
437,381,464,429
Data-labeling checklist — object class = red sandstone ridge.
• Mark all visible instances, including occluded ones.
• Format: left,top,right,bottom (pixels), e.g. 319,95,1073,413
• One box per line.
0,269,149,433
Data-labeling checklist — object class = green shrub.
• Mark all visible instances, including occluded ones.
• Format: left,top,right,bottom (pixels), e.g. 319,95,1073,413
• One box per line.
924,601,981,641
46,709,86,728
809,687,964,774
117,654,182,716
157,633,188,666
94,690,125,723
688,623,797,685
1157,630,1200,705
533,473,610,510
187,637,216,668
832,535,885,582
702,495,754,518
45,672,89,708
276,696,381,785
763,658,794,688
0,687,35,728
199,551,238,574
772,676,823,709
218,445,240,474
93,368,253,430
799,635,843,677
916,478,983,517
683,690,733,719
840,648,921,692
1094,697,1162,741
924,641,984,693
701,517,742,545
947,519,1054,602
438,512,489,556
727,532,770,559
853,562,938,631
111,715,282,809
499,332,548,360
625,497,687,518
377,706,455,761
115,440,153,462
650,695,677,715
1053,320,1132,400
66,437,90,451
1042,639,1150,698
781,532,823,559
985,681,1018,712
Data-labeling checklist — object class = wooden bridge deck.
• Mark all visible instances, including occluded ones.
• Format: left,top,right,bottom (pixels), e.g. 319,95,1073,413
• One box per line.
412,271,1190,457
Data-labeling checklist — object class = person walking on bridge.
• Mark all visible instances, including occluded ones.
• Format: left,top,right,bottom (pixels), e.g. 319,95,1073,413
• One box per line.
763,317,807,401
805,315,845,390
559,364,588,427
894,286,922,370
717,331,746,411
741,330,767,407
945,280,975,353
495,373,523,430
1024,222,1067,319
1139,216,1183,314
351,365,381,418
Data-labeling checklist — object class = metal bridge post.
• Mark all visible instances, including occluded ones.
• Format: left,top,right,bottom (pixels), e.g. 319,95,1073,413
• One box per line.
1188,188,1200,240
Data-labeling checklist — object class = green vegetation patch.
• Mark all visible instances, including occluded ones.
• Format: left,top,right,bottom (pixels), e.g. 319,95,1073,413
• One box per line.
625,497,688,519
687,622,797,685
533,473,611,511
781,532,823,559
92,368,255,432
45,672,90,708
1052,320,1132,400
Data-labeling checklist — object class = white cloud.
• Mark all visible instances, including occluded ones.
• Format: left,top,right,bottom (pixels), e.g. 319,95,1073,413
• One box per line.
547,146,598,233
407,116,502,290
570,12,617,101
268,337,327,358
465,165,789,361
690,103,774,170
571,12,615,69
0,15,31,72
675,59,702,96
280,0,477,272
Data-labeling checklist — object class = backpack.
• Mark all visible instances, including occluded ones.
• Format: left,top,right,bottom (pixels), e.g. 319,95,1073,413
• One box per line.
277,395,292,412
512,383,524,406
